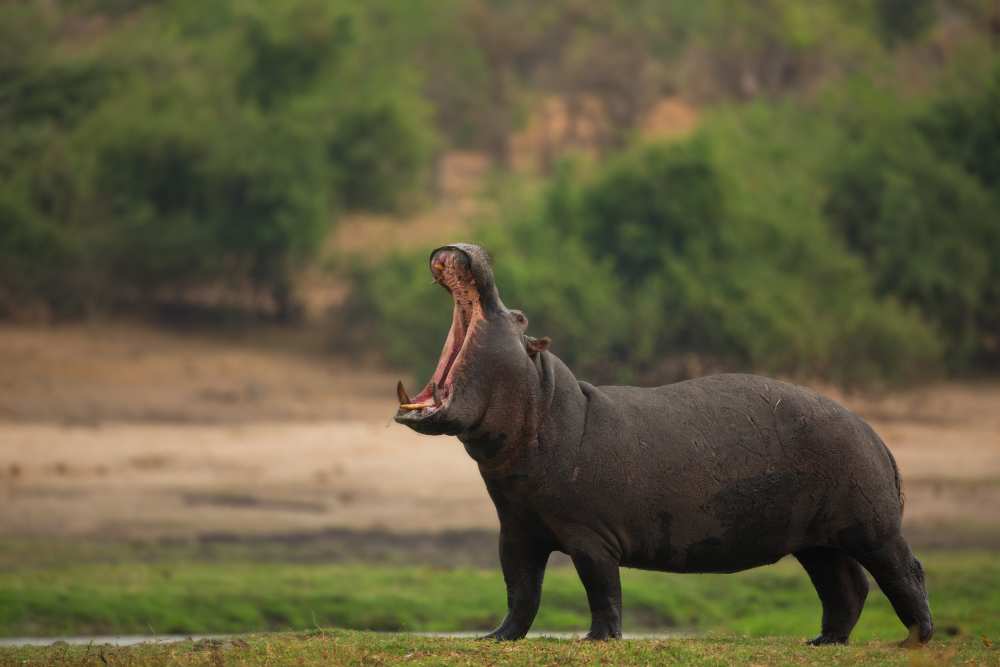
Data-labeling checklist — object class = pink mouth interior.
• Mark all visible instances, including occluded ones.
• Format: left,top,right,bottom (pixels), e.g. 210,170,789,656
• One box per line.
410,250,483,407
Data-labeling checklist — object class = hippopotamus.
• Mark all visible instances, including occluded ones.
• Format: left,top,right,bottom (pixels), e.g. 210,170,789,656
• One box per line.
394,243,933,646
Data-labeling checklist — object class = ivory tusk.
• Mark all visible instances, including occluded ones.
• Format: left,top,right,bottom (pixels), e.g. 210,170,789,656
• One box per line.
397,380,411,405
399,402,434,411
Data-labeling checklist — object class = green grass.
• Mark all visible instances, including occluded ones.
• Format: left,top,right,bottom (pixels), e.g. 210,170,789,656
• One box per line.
1,546,998,644
2,631,997,667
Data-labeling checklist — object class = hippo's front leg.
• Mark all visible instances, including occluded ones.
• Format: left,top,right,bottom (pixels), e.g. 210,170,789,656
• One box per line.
572,552,623,640
480,529,550,640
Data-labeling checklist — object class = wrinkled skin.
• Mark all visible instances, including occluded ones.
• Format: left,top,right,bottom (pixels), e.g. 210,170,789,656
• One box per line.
395,244,933,646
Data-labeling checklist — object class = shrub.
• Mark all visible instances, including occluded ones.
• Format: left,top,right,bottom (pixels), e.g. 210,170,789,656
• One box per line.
0,0,437,317
360,130,943,387
327,99,434,213
573,139,726,288
825,120,998,367
872,0,936,46
351,220,628,384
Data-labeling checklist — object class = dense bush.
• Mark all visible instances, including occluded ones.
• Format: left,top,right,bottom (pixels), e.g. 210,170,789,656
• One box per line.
871,0,936,45
357,125,943,386
922,67,1000,364
823,66,1000,368
0,0,435,317
358,57,1000,385
80,99,331,317
350,222,629,385
920,67,1000,192
3,0,998,386
572,139,726,288
825,132,996,365
327,100,434,212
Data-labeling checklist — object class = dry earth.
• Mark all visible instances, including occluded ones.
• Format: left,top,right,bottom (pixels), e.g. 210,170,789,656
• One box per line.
0,323,998,547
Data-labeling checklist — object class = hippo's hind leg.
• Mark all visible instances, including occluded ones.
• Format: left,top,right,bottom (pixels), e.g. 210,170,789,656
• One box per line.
795,547,869,645
849,533,933,647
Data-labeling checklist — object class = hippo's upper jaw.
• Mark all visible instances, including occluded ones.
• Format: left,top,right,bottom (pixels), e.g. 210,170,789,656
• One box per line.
394,244,517,436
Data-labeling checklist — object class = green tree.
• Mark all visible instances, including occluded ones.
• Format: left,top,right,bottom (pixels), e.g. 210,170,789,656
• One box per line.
0,0,437,316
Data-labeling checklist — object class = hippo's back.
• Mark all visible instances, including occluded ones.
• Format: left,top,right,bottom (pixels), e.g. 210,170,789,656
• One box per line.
578,374,903,572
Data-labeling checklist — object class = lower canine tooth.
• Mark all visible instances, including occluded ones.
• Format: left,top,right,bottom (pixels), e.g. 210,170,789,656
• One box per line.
397,381,411,405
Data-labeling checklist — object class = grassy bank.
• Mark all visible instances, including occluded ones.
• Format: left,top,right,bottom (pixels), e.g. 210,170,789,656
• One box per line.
2,631,997,667
1,544,998,643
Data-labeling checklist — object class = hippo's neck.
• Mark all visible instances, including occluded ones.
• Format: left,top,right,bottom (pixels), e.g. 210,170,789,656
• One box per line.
461,350,587,476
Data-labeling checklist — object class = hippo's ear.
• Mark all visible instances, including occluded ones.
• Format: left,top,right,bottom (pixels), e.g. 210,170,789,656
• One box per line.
526,336,551,357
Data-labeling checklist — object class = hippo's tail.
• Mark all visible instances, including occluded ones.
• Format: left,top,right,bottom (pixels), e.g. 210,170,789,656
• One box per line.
864,420,904,515
887,443,904,515
878,433,904,515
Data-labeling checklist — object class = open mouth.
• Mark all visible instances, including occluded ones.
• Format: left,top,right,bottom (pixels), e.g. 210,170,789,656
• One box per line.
396,248,483,417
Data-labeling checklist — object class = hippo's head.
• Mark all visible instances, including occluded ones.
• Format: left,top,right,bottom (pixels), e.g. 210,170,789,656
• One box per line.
394,244,549,441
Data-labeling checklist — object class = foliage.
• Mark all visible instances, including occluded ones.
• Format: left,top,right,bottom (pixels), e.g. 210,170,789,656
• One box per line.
821,67,1000,368
359,112,947,385
918,66,1000,364
864,0,938,46
825,131,996,366
416,0,900,153
3,0,999,382
0,0,435,316
920,66,1000,192
360,50,1000,384
477,203,631,381
327,100,434,212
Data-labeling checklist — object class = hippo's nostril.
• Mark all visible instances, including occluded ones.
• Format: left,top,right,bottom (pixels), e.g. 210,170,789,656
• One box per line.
430,248,475,288
436,247,469,270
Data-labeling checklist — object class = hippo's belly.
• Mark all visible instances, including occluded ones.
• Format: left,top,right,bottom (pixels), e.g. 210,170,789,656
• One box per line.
618,468,830,573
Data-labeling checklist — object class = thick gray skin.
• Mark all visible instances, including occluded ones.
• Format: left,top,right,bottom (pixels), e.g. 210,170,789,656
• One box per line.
396,244,933,646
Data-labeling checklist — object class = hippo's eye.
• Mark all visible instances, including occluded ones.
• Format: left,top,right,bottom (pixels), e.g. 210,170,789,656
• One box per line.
510,310,528,329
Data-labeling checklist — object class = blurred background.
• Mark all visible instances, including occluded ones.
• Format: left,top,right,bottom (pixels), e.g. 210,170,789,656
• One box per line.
1,0,998,642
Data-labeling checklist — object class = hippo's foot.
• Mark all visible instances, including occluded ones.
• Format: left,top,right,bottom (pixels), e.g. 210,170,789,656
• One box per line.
898,624,932,648
806,634,849,646
583,614,622,641
478,627,526,641
847,535,933,649
478,617,530,641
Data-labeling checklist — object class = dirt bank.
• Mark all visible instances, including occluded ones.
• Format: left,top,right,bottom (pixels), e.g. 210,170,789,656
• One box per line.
1,323,998,548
